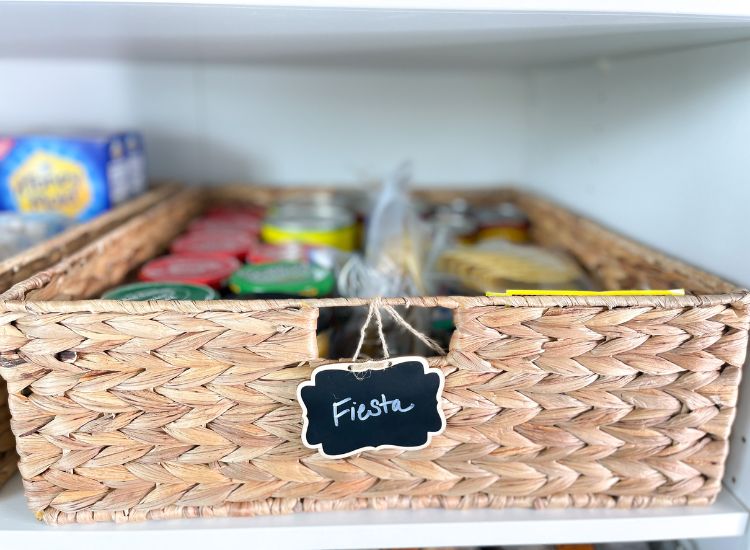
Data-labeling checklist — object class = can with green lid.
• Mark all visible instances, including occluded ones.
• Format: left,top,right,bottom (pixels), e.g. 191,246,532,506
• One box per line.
102,281,220,301
228,261,335,357
227,261,334,298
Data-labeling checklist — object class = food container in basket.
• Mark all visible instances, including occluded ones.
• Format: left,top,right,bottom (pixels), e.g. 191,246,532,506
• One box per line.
0,184,179,489
0,185,747,525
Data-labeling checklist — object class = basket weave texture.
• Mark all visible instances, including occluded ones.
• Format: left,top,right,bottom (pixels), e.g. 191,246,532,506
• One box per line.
0,186,748,524
0,185,178,489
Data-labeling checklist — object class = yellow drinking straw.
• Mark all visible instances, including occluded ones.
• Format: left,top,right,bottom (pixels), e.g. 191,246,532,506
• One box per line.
486,289,685,297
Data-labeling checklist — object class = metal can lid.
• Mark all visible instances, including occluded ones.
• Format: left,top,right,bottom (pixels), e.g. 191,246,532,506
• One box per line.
245,241,309,264
477,202,529,228
265,202,354,232
434,204,478,237
228,261,334,297
171,232,253,260
139,254,241,288
189,216,262,235
280,191,368,219
102,282,220,301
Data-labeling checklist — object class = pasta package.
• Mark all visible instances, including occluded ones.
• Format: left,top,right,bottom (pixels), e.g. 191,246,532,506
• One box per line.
438,239,589,293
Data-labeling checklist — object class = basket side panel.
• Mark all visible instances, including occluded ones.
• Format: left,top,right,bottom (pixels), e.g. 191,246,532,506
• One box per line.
2,300,748,523
0,305,319,522
449,302,750,504
0,185,180,487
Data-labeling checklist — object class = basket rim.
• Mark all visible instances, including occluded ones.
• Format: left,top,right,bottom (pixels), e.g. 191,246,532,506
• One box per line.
0,183,179,293
1,291,748,314
0,185,745,309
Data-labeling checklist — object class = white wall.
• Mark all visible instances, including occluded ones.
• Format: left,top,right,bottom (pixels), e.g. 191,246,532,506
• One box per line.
0,59,527,186
525,40,750,286
2,41,749,285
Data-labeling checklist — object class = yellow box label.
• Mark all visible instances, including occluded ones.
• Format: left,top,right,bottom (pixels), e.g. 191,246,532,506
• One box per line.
10,151,91,217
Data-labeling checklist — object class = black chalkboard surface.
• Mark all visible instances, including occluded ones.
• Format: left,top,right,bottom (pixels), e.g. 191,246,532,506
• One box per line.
298,357,445,458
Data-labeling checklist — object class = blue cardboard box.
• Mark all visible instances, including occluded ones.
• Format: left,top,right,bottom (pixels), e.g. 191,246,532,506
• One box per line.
0,132,145,220
122,131,147,199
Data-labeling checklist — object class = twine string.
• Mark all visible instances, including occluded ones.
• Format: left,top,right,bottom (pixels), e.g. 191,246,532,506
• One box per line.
380,302,446,356
373,303,390,359
351,297,446,362
351,299,376,362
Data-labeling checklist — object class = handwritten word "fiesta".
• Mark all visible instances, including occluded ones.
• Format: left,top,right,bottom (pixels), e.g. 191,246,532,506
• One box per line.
333,394,415,427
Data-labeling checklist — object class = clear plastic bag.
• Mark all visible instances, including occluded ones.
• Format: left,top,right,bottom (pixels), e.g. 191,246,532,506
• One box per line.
339,162,429,298
334,162,432,358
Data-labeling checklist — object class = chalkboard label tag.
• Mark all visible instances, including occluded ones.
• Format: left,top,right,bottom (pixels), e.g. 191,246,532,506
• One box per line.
297,356,446,459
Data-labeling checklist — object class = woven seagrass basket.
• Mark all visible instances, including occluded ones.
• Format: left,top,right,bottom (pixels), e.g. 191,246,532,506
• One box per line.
0,184,177,489
0,185,747,525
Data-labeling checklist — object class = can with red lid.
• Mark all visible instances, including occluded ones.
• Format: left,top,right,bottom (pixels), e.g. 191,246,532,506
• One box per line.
204,205,265,220
171,232,253,260
188,216,262,236
245,240,310,264
139,254,241,289
181,226,238,240
190,206,265,235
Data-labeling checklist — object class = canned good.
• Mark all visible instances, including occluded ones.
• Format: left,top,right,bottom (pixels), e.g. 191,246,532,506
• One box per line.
171,232,253,260
227,261,334,298
316,307,334,358
102,281,219,301
306,245,348,271
245,240,310,264
430,307,455,350
277,193,350,212
228,260,336,357
476,202,529,243
139,254,241,289
189,215,262,236
433,198,478,243
204,205,265,220
315,190,368,250
261,200,356,251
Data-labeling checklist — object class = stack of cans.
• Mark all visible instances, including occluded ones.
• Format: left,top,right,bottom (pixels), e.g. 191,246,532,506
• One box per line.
102,195,357,303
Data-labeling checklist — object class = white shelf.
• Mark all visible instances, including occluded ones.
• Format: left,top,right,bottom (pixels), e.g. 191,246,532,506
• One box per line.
13,0,750,16
1,2,750,67
0,475,747,550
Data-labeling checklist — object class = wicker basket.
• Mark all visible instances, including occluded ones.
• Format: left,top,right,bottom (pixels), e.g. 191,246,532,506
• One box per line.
0,185,747,525
0,185,178,489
